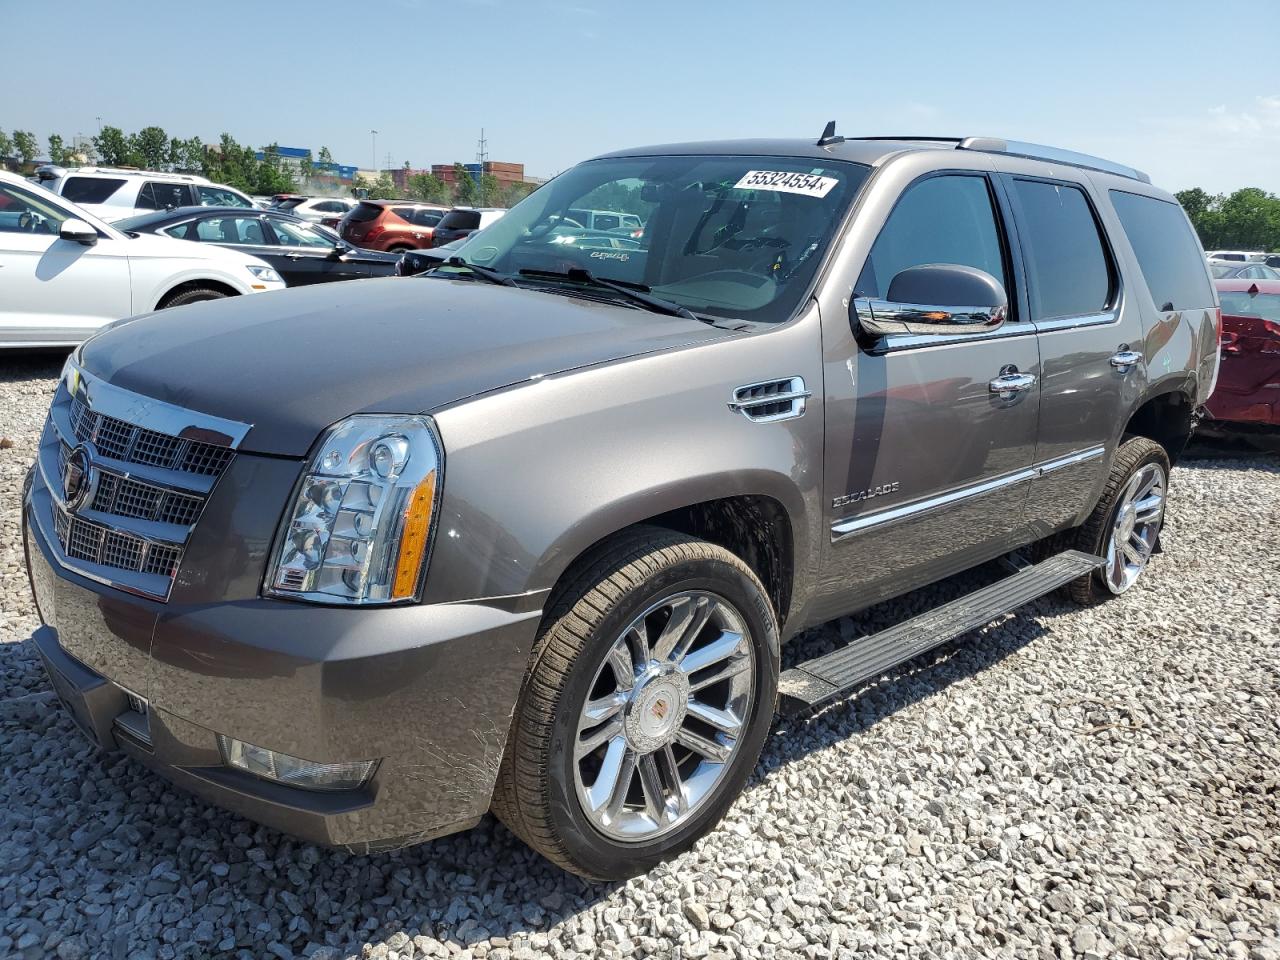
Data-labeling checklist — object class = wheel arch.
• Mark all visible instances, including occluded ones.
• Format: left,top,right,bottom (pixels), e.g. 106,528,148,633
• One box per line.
533,474,807,635
1123,381,1197,465
154,278,241,310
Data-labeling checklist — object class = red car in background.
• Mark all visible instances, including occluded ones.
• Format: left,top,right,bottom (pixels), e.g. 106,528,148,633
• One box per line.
1201,279,1280,447
337,200,448,252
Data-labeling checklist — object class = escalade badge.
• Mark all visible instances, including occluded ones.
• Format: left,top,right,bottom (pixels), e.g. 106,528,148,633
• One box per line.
63,444,98,513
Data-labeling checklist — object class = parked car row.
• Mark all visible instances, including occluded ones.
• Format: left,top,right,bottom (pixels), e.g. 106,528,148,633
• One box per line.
0,170,283,347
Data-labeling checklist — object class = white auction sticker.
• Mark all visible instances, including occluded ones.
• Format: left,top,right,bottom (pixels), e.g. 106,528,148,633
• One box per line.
734,170,839,197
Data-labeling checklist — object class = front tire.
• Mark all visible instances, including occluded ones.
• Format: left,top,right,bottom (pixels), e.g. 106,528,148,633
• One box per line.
158,286,230,309
1067,436,1170,604
492,528,779,880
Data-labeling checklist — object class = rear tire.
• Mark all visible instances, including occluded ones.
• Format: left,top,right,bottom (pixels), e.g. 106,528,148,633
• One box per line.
1066,436,1170,604
158,287,229,309
491,527,779,880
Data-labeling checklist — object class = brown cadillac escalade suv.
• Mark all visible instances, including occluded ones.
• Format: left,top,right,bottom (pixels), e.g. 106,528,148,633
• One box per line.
24,127,1219,879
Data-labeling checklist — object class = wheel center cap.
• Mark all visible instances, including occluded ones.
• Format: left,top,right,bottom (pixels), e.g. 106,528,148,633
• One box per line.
1117,505,1137,543
624,669,689,753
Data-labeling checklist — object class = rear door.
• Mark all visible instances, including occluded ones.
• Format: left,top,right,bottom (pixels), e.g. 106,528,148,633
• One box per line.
991,165,1143,533
818,169,1042,619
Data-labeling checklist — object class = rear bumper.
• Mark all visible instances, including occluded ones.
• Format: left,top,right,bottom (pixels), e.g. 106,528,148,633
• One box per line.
23,488,543,851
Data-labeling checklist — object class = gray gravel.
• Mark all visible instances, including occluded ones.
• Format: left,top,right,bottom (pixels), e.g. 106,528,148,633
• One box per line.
2,352,1278,960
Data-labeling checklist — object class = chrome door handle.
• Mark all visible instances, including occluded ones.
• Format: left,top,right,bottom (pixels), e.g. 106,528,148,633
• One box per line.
989,372,1037,399
1110,350,1143,370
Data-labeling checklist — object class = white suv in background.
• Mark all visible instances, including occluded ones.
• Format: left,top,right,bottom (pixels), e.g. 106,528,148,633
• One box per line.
0,171,285,347
32,166,257,222
271,196,355,225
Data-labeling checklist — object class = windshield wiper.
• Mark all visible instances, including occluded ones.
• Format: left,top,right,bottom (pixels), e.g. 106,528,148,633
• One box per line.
518,267,699,321
430,256,518,287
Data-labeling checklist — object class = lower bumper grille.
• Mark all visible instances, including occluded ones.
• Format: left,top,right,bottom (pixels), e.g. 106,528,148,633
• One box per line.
52,502,182,578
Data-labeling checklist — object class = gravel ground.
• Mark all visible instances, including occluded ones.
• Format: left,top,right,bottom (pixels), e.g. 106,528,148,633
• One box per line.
1,352,1278,960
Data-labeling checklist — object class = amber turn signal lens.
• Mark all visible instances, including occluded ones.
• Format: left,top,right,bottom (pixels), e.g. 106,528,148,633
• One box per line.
391,472,436,599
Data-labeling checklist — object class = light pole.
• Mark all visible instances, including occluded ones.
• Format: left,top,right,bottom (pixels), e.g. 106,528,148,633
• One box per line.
95,116,102,134
370,129,378,180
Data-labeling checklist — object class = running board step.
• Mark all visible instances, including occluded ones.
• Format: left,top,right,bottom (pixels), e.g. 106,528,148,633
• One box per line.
776,550,1104,718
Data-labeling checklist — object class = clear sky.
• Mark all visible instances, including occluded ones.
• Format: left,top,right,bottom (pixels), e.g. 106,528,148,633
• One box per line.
4,0,1277,194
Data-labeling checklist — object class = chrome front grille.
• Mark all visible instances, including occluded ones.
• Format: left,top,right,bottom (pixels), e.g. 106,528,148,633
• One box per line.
34,361,251,600
68,394,235,477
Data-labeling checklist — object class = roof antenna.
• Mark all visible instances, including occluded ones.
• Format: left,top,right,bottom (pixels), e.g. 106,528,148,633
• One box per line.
817,120,844,147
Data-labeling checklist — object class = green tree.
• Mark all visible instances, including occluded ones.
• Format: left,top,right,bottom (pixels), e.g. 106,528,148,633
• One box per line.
364,173,398,200
298,149,314,184
177,136,205,173
0,130,13,161
12,130,38,166
453,162,477,205
499,180,536,208
47,133,71,165
407,172,449,204
478,173,500,206
93,125,132,166
129,125,170,170
318,145,334,165
1178,186,1280,251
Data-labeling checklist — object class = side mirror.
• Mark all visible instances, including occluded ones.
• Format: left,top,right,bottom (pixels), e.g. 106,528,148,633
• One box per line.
329,242,350,259
59,219,99,246
854,264,1007,339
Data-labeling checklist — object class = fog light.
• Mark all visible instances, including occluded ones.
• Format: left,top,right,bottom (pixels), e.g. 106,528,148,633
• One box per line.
217,736,376,792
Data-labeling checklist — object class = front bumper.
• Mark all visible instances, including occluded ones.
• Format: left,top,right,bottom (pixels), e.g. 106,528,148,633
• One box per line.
23,487,542,851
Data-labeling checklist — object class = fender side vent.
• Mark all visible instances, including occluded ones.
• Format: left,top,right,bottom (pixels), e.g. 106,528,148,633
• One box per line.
728,377,811,423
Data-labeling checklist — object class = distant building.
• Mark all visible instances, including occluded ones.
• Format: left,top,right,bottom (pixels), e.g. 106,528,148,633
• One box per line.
431,161,528,190
254,146,359,186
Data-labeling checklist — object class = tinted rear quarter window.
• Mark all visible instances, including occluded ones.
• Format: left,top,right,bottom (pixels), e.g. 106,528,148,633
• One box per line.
347,202,383,222
440,210,481,230
62,177,126,205
1109,191,1213,311
1010,179,1112,320
1219,291,1280,321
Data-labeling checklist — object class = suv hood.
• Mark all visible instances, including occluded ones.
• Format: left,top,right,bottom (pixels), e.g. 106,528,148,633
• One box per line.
78,276,735,456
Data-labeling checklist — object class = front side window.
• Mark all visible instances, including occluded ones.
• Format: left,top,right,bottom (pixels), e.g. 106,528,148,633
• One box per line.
1110,190,1214,311
193,217,270,244
856,174,1006,302
0,183,72,235
270,218,335,247
450,155,869,323
1010,179,1113,320
62,177,126,205
199,185,251,207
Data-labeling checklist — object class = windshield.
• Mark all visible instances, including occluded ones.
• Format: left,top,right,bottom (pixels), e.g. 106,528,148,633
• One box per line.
448,155,869,323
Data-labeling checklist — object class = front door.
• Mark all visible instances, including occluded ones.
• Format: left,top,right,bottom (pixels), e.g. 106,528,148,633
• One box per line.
815,171,1041,622
0,180,133,345
266,216,359,285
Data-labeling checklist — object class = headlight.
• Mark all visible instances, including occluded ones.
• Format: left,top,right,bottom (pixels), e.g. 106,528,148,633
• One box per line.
246,265,282,284
265,415,443,604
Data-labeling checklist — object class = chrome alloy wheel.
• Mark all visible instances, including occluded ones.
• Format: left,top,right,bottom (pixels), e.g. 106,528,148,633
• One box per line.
572,590,756,842
1104,462,1166,594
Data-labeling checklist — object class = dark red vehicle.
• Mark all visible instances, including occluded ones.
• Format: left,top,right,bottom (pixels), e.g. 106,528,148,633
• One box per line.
1202,279,1280,445
337,200,448,252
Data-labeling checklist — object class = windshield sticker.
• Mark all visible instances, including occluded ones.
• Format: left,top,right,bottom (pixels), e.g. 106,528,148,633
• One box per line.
734,170,839,198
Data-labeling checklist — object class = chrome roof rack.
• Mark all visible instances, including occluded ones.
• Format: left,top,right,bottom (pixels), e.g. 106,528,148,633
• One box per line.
956,137,1151,184
845,134,1151,184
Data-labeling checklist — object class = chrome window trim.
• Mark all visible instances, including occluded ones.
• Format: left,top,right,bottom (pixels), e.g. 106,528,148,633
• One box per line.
869,324,1037,354
832,445,1105,541
1031,309,1120,333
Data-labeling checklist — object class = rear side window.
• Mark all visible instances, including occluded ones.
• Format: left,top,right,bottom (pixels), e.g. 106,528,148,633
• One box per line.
856,174,1007,300
1010,179,1112,320
440,209,482,230
411,208,443,227
347,202,383,222
1219,291,1280,321
62,177,125,205
1109,191,1213,311
199,185,251,207
137,182,192,211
